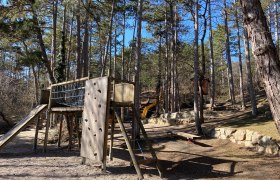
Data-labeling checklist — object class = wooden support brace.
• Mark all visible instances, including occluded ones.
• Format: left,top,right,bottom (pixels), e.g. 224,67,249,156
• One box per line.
33,116,41,153
109,116,115,161
134,107,162,178
113,107,144,180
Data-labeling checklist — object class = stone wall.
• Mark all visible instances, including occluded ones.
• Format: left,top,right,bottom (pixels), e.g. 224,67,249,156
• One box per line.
144,110,218,126
204,128,280,156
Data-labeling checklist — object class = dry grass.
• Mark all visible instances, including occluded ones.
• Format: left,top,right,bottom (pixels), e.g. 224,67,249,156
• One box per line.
219,96,280,141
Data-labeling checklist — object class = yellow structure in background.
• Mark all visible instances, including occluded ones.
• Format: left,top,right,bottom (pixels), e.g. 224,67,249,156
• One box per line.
140,101,157,119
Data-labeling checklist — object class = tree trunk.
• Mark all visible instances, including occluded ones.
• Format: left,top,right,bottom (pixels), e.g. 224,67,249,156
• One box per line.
170,1,175,112
240,0,280,134
224,0,235,104
31,64,39,104
31,3,56,84
209,0,215,110
51,0,58,76
134,0,143,138
122,0,126,80
66,16,74,81
82,7,89,77
243,28,257,116
156,33,162,116
164,2,170,113
194,0,203,135
76,2,82,79
101,0,115,77
274,0,279,55
234,1,245,109
199,0,208,123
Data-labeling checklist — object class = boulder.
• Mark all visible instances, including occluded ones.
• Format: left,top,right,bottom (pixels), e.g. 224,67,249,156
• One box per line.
220,134,227,140
259,136,273,146
229,137,236,143
265,144,279,155
251,132,263,145
219,128,225,136
170,112,179,119
225,128,236,137
212,129,221,138
244,141,254,148
233,129,246,141
245,130,254,141
256,145,265,153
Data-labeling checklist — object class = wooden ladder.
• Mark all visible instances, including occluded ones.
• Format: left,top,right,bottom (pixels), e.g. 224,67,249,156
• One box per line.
109,103,162,179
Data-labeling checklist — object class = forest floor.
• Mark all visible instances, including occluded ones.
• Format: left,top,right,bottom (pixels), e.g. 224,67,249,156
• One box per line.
0,91,280,179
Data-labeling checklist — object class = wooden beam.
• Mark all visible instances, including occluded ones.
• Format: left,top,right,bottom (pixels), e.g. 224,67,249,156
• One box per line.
113,107,143,180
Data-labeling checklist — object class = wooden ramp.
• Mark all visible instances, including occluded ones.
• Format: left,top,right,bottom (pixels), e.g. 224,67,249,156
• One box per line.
0,104,48,150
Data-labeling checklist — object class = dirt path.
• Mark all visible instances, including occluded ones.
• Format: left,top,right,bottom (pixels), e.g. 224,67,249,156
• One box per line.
0,124,280,180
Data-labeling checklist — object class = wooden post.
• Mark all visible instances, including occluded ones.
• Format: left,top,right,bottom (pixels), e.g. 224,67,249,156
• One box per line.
57,115,63,147
66,114,73,151
33,116,41,153
74,112,81,149
43,111,51,152
109,115,115,161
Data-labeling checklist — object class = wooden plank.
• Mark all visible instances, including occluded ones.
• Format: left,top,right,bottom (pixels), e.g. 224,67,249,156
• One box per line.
80,77,109,163
114,83,134,103
170,131,201,140
0,104,48,150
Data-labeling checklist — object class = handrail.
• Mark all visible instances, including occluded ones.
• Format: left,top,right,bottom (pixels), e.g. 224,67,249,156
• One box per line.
51,77,89,87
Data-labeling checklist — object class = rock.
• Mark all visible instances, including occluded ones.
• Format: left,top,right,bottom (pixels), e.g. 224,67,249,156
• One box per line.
212,130,221,138
148,118,158,124
234,129,246,141
190,110,195,116
245,130,254,141
225,128,236,137
220,134,227,140
229,137,236,143
265,144,279,155
237,141,244,145
251,132,262,145
219,128,225,136
181,111,192,118
244,141,254,148
170,112,178,119
256,145,265,153
259,136,273,146
164,113,170,119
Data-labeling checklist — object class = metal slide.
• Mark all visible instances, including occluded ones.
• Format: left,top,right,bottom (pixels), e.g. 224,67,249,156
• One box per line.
0,104,48,150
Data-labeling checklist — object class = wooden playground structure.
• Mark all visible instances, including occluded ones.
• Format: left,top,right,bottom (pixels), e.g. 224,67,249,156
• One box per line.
0,76,161,179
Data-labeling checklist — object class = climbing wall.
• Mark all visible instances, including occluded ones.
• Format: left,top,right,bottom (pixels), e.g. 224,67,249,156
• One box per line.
81,77,109,162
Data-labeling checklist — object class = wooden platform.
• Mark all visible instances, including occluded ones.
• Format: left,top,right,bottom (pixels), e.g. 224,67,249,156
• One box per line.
0,104,48,150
